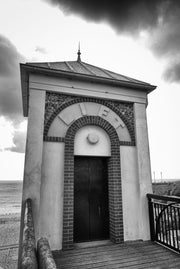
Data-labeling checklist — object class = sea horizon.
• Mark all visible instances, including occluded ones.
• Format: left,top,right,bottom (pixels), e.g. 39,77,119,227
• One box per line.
0,179,22,182
1,177,180,184
0,178,180,216
0,180,22,215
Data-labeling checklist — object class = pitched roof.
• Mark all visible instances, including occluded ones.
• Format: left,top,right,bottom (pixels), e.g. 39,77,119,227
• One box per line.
20,59,156,117
26,60,151,86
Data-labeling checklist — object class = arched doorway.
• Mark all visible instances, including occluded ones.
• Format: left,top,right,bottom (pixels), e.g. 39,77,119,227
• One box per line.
63,116,123,249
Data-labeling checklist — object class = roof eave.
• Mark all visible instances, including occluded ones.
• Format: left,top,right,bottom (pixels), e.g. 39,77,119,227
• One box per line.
20,64,29,117
20,63,156,116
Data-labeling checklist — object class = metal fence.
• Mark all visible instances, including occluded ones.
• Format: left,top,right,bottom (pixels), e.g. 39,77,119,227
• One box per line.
147,193,180,253
17,198,57,269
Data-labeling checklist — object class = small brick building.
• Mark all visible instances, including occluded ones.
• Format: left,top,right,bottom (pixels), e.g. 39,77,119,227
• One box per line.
20,52,156,250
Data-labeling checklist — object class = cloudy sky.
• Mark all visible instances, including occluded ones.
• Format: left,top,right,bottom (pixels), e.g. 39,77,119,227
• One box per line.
0,0,180,181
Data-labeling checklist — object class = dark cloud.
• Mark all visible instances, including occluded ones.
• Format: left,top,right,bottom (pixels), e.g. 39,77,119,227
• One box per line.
163,62,180,82
149,5,180,81
0,35,27,153
0,35,22,77
44,0,164,33
0,35,24,116
44,0,180,82
148,4,180,53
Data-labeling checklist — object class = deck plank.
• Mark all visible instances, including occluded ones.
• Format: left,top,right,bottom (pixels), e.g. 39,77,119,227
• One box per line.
53,241,180,269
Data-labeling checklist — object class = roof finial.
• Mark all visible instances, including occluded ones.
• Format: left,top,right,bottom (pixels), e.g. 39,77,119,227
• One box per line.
77,42,81,62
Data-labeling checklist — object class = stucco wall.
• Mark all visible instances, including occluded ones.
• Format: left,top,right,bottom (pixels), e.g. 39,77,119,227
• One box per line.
29,74,148,105
39,138,143,246
39,142,65,250
38,137,151,247
134,103,152,240
22,74,153,248
22,89,45,239
74,125,111,156
121,146,140,241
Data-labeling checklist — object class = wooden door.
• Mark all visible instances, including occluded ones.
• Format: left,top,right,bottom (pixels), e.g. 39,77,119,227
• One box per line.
74,156,109,242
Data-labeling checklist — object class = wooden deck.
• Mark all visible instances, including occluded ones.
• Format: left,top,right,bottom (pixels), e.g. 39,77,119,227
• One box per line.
53,241,180,269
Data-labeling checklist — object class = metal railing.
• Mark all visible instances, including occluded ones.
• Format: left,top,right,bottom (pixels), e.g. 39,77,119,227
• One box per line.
18,198,38,269
18,198,57,269
147,193,180,253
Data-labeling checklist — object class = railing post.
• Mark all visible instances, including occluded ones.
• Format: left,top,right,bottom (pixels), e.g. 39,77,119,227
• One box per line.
18,199,38,269
147,196,156,241
37,237,57,269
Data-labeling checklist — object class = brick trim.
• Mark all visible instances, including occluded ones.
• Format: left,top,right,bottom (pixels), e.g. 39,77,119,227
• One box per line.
43,136,65,142
119,141,135,146
44,93,135,144
63,116,123,249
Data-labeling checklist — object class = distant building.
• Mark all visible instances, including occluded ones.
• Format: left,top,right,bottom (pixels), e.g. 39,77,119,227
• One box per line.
20,51,156,250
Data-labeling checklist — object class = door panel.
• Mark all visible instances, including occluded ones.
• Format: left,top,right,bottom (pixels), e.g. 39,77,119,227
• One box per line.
74,158,90,242
74,157,109,242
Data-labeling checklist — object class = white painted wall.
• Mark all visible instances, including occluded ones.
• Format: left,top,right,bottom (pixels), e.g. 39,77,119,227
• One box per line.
22,89,45,239
74,125,111,156
29,74,148,104
121,146,140,241
134,103,153,240
21,74,152,248
39,142,65,250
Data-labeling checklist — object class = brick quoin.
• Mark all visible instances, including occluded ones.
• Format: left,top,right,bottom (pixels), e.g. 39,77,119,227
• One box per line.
62,116,124,249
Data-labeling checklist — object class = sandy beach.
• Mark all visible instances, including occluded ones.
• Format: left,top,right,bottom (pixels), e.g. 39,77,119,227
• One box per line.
0,213,20,269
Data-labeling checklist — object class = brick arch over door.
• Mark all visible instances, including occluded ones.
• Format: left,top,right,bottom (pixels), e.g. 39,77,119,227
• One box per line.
63,116,123,249
44,96,135,144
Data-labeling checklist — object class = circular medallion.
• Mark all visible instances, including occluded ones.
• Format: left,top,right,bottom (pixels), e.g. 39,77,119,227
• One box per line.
87,133,99,144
